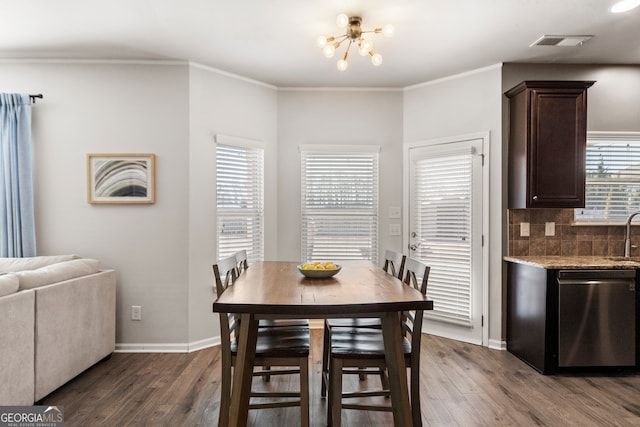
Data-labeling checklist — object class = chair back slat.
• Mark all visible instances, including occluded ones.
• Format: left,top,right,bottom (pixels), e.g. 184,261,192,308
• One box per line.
213,254,242,348
213,254,239,297
401,257,430,351
383,250,406,280
402,258,429,295
235,249,249,274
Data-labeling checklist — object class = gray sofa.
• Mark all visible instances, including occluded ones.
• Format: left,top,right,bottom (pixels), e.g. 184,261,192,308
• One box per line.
0,256,116,404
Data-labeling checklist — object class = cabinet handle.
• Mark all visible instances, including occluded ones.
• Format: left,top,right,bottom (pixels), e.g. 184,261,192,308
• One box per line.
533,195,538,200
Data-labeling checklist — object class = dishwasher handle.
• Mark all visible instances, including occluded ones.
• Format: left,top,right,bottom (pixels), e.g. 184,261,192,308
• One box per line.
557,279,636,290
557,269,636,280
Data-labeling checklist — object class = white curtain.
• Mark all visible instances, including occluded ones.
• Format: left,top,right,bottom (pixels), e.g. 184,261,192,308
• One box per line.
0,93,36,257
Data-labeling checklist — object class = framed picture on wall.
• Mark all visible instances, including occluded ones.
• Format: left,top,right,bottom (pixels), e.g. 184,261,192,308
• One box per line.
87,153,156,204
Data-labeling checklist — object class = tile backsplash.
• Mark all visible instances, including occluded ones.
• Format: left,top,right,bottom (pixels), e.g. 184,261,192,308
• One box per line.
508,208,640,257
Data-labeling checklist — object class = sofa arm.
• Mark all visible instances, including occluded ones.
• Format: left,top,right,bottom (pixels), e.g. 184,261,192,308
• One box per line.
34,270,116,401
0,290,35,405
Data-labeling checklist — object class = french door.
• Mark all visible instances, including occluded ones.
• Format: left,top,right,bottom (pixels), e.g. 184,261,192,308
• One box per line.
405,134,486,345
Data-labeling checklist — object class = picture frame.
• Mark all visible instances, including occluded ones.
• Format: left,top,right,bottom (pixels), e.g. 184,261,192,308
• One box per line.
87,153,156,204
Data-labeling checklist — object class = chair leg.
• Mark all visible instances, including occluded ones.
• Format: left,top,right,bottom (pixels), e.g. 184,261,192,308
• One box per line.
380,367,390,398
263,365,271,382
300,357,310,427
329,357,343,427
410,365,422,427
218,356,231,427
321,321,330,397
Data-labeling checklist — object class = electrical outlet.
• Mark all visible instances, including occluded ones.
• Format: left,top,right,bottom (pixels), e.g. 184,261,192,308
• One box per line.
520,222,530,237
545,222,556,236
389,206,401,219
389,223,401,236
131,305,142,321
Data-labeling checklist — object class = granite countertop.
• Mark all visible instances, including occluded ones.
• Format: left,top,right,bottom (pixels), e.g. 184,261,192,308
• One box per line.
503,255,640,269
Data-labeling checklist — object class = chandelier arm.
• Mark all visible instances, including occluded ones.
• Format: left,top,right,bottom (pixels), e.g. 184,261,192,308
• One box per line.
332,34,350,47
344,39,353,56
326,34,349,41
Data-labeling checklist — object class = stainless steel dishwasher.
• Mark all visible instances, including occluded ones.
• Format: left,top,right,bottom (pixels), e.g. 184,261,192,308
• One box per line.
557,269,636,367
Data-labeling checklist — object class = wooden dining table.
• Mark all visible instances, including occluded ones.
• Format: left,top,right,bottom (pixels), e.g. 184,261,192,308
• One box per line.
212,260,433,427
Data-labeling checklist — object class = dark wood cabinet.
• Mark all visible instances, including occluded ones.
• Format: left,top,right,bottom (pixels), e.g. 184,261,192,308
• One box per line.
505,81,594,208
506,262,558,374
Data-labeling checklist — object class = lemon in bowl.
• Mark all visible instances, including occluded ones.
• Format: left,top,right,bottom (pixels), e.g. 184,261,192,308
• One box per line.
298,261,341,278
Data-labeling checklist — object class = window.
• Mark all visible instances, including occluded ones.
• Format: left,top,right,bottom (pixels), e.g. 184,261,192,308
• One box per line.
300,145,379,264
216,135,264,263
575,132,640,223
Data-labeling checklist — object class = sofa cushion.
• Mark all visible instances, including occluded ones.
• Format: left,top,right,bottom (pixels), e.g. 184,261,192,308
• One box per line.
0,273,19,297
15,258,100,290
0,255,79,274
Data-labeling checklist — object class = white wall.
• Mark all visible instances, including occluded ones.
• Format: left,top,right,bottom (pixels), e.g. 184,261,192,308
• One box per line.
276,89,404,263
403,65,504,347
0,61,191,347
187,64,278,347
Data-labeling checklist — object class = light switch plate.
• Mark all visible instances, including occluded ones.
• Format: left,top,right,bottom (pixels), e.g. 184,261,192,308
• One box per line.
520,222,530,237
389,224,401,236
389,206,401,219
545,222,555,236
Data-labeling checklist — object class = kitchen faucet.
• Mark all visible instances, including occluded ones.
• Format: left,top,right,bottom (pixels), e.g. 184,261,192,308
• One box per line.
624,211,640,257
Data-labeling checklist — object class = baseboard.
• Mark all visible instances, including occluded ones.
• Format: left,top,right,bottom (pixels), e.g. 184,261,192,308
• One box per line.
114,331,502,353
115,336,221,353
488,338,507,350
115,343,189,353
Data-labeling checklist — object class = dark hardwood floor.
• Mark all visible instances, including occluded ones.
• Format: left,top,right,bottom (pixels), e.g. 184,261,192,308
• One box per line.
42,330,640,426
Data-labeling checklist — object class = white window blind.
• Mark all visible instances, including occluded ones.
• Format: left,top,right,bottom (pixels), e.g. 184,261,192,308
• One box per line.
300,146,379,264
575,133,640,223
216,138,264,263
413,148,472,323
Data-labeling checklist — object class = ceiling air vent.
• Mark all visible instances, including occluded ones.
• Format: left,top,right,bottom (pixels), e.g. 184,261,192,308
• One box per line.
530,35,593,47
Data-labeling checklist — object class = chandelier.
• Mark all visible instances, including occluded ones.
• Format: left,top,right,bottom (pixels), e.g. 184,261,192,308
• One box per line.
317,14,394,71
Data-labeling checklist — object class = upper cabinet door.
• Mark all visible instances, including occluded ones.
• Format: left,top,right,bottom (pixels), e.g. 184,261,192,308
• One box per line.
506,81,595,209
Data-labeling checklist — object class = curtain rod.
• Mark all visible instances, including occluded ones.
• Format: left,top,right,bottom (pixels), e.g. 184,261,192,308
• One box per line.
29,94,43,103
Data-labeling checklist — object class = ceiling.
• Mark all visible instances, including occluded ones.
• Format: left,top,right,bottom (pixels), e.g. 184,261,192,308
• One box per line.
0,0,638,88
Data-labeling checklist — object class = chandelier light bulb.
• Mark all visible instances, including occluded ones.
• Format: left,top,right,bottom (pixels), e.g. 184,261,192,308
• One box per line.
323,44,336,58
370,52,383,66
336,13,349,28
360,38,373,54
382,24,395,38
337,59,349,71
317,36,327,48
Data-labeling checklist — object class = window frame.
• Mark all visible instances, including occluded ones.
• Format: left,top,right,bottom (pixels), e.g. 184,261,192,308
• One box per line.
215,134,265,263
299,144,380,264
575,131,640,225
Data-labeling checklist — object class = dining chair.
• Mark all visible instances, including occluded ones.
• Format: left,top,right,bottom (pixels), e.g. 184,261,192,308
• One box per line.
213,255,310,427
320,250,407,397
327,257,429,427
